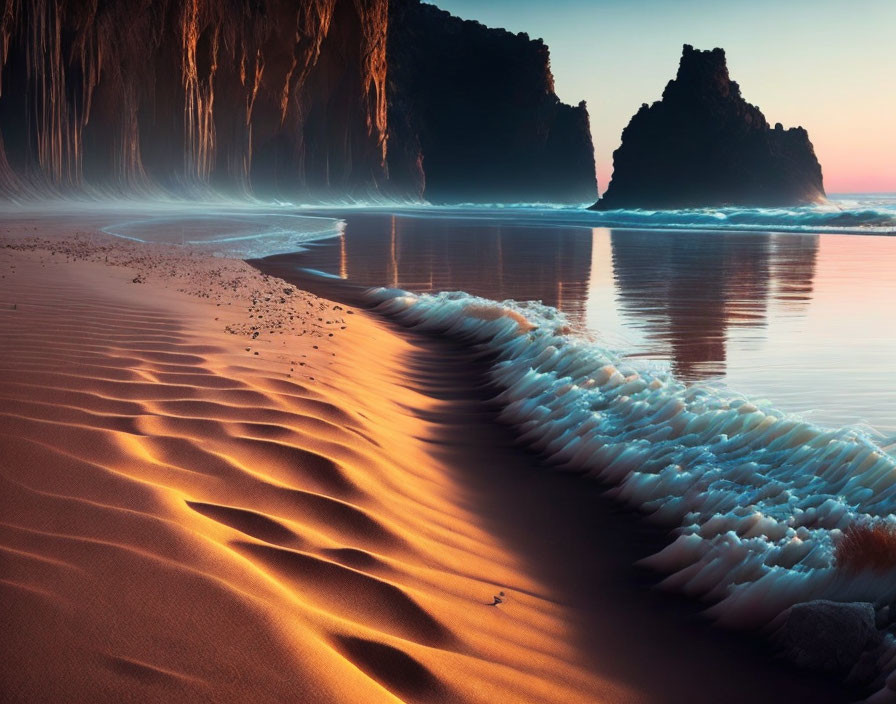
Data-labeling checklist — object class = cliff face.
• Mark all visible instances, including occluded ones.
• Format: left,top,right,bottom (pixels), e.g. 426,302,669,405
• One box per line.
386,0,597,204
0,0,390,199
594,45,825,210
0,0,596,203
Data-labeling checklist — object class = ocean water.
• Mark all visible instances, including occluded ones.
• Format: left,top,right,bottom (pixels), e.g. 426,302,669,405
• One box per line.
290,200,896,439
268,198,896,625
411,194,896,236
0,200,346,259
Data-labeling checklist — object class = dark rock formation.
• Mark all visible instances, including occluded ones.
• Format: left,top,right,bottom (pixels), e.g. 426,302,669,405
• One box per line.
773,601,881,677
593,45,824,210
386,0,596,204
0,0,596,203
0,0,392,200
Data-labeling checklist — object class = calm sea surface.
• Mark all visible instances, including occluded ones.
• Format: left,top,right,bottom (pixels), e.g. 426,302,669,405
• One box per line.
286,211,896,440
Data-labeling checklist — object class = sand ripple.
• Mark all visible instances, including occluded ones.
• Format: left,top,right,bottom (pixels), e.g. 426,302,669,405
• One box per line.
0,240,619,703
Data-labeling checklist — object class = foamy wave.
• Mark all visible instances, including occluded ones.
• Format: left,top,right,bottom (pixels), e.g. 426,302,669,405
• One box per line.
368,288,896,627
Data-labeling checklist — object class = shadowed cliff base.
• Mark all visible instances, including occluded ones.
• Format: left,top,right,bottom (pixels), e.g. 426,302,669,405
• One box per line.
0,0,595,204
593,44,825,210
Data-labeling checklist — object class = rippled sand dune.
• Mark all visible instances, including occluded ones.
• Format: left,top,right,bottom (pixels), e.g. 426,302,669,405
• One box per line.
0,236,633,703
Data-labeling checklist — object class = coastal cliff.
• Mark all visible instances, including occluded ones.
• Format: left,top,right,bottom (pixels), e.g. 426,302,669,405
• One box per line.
593,45,825,210
386,0,597,204
0,0,391,199
0,0,596,203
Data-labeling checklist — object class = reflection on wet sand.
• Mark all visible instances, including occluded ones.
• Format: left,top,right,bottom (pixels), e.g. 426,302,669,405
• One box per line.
770,234,820,309
271,212,896,433
299,214,594,327
610,230,818,379
295,214,821,383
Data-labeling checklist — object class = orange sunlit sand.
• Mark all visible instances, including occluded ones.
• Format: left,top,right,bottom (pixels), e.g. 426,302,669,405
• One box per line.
0,232,638,703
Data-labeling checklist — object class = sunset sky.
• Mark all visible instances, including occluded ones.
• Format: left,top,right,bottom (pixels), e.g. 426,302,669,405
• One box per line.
434,0,896,195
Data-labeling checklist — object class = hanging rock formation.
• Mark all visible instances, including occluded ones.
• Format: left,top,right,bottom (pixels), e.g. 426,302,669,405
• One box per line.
0,0,596,203
593,45,825,210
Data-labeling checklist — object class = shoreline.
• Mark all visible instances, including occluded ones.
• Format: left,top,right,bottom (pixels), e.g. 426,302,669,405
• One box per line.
0,223,861,701
257,257,866,703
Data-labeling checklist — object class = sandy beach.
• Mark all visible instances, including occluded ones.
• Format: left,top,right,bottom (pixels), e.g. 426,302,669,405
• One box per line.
0,227,857,703
0,229,628,703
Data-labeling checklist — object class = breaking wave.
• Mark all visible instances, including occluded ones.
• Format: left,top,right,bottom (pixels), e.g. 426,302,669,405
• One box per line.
368,287,896,627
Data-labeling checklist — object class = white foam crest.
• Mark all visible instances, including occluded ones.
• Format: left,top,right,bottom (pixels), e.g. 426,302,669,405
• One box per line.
367,286,896,627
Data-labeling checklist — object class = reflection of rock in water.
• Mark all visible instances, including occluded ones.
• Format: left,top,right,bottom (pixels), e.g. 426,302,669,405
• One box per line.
298,214,593,327
610,230,818,380
770,234,820,310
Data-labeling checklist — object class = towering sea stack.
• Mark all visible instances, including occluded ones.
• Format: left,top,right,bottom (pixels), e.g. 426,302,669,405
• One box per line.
386,0,597,204
0,0,597,203
593,45,825,210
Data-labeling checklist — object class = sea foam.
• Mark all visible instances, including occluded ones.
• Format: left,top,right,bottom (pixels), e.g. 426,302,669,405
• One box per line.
367,287,896,627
